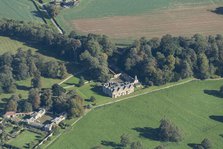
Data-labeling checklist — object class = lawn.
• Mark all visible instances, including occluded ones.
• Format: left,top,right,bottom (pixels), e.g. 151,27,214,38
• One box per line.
62,76,111,105
0,0,43,23
56,0,223,40
8,130,44,148
0,77,61,100
48,80,223,149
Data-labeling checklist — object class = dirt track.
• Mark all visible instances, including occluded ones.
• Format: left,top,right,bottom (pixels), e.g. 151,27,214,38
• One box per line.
72,5,223,39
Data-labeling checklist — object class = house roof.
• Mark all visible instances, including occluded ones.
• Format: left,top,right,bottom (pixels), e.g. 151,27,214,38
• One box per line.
4,111,16,116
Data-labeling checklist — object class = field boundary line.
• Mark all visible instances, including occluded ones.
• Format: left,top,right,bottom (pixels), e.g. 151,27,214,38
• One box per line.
44,133,62,148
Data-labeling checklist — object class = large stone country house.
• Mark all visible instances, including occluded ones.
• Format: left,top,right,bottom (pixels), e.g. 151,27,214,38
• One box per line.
102,76,139,98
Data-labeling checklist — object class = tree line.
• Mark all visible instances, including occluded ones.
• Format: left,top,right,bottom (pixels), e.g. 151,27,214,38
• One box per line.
112,34,223,85
0,19,115,82
0,49,67,94
2,19,223,86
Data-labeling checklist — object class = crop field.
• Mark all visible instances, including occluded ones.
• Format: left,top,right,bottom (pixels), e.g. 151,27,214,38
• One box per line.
48,80,223,149
56,0,223,40
0,0,43,22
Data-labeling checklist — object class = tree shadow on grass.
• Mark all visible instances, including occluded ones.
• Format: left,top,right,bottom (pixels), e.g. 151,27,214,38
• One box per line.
203,90,223,98
188,143,201,149
91,85,107,97
16,84,31,91
132,127,160,141
31,10,43,18
24,143,29,149
209,115,223,123
211,7,223,15
0,103,6,114
101,140,122,149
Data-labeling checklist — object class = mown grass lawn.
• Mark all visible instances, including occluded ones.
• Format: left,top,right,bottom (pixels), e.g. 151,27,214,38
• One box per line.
48,80,223,149
8,130,43,148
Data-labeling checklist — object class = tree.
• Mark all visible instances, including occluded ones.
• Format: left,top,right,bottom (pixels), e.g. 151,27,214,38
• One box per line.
5,97,18,112
120,134,131,147
46,4,60,18
197,53,210,79
78,76,85,87
31,71,42,89
201,138,212,149
158,119,182,142
52,84,66,96
23,101,33,112
67,96,84,118
0,65,16,93
28,88,40,110
89,96,96,102
58,62,68,79
41,89,53,109
130,141,143,149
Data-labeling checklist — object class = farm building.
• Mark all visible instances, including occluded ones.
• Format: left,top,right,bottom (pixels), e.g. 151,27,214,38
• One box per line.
51,0,79,8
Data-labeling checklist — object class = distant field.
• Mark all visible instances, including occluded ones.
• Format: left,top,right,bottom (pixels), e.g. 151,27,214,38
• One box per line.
48,80,223,149
0,0,43,22
56,0,223,39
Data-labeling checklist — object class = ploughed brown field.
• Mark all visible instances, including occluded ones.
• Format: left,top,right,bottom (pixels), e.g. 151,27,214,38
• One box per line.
72,5,223,39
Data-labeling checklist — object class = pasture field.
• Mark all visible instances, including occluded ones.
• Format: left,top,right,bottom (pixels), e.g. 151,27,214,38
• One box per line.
0,36,59,60
8,130,44,148
0,0,43,23
56,0,223,39
48,80,223,149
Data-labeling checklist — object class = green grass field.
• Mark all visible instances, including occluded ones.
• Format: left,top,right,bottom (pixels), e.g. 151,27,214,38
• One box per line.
0,0,43,23
48,80,223,149
8,130,44,148
56,0,223,33
61,76,111,105
0,36,59,61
